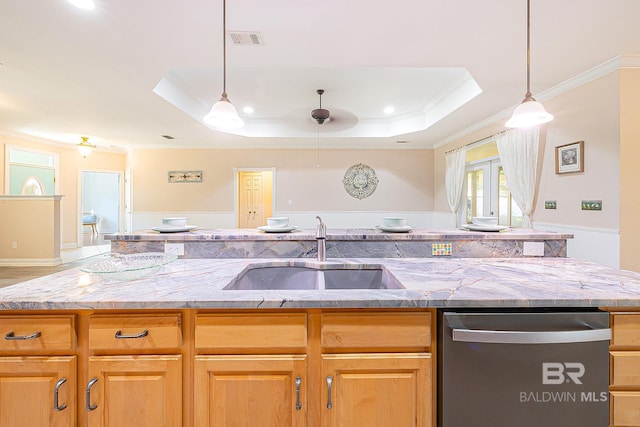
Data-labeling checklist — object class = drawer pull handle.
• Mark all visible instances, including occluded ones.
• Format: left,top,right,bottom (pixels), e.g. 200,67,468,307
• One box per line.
54,377,68,411
5,331,42,340
114,329,149,339
86,378,98,411
295,377,302,410
326,376,333,409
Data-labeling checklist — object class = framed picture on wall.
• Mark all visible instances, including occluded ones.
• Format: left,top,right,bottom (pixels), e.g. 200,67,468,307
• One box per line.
555,141,584,174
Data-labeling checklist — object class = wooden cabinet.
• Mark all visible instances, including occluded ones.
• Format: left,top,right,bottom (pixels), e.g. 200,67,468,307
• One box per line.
84,313,183,427
321,354,431,427
194,355,307,427
320,312,433,427
193,311,434,427
195,313,307,427
609,312,640,426
0,309,434,427
86,355,182,427
0,315,77,427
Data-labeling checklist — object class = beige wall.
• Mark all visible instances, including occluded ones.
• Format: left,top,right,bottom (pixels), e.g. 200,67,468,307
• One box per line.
0,196,60,264
1,134,126,248
130,148,434,213
620,68,640,271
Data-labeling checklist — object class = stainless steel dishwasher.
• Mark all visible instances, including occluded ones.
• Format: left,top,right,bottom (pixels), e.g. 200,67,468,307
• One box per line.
439,309,611,427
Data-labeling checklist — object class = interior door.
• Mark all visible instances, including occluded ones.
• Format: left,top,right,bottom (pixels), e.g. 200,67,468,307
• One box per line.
238,171,273,228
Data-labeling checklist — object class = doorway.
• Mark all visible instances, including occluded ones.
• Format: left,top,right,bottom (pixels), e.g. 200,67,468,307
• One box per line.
79,170,124,247
235,168,275,228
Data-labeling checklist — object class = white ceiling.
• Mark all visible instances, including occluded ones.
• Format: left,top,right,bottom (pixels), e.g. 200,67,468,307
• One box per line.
1,0,639,151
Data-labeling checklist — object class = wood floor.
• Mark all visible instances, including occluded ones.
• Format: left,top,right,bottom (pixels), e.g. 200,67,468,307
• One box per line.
0,234,111,288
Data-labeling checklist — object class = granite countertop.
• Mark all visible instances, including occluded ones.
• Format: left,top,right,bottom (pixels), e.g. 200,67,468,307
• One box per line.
105,228,572,242
1,257,639,310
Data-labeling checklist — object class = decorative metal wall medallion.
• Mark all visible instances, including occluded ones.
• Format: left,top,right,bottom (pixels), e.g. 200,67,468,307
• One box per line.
342,163,379,199
168,170,203,183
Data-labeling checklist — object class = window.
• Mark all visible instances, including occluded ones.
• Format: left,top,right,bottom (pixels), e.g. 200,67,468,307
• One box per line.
6,146,59,195
465,141,523,227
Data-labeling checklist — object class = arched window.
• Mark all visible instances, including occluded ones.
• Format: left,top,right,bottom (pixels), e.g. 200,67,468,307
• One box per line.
20,176,45,195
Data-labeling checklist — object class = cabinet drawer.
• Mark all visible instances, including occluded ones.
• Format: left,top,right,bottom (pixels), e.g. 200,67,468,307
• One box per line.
321,312,431,351
611,391,640,426
89,314,182,350
612,314,640,347
195,313,307,352
0,315,75,352
612,351,640,387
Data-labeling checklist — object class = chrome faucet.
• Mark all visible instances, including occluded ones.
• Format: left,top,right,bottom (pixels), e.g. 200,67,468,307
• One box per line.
316,216,326,261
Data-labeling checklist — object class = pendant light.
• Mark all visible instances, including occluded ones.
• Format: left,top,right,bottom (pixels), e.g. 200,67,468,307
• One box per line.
505,0,553,128
77,136,95,158
203,0,244,130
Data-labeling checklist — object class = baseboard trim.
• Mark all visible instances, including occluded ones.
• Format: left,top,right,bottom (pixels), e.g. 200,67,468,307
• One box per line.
0,257,63,267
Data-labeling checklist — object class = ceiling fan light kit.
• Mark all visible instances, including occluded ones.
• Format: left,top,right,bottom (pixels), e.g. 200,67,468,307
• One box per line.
506,0,553,128
311,89,331,124
203,0,244,130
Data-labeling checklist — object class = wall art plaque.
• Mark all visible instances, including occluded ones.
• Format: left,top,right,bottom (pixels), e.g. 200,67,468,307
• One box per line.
342,163,379,199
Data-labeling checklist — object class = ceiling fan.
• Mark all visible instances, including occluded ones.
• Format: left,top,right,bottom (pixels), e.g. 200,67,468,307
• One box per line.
311,89,330,124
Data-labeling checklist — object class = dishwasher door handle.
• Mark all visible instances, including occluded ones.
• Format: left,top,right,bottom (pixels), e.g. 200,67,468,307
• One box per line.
452,327,612,344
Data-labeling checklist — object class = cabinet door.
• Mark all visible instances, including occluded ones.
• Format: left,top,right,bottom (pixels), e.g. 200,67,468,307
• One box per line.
322,353,432,427
0,356,76,427
195,355,307,427
86,355,182,427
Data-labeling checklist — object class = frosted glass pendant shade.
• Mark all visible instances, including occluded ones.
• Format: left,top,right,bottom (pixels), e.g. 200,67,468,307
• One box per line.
506,98,554,128
203,96,244,130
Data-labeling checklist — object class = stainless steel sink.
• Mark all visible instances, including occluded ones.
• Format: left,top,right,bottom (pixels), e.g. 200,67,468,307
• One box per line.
224,263,405,290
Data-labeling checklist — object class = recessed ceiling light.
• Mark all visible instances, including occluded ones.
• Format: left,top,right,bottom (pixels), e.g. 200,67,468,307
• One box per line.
243,106,254,114
384,106,395,114
67,0,96,10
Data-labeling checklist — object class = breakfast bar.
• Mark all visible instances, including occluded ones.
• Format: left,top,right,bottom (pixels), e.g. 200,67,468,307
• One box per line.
106,227,572,259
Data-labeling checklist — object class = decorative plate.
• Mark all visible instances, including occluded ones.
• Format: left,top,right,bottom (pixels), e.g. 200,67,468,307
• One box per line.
342,163,379,199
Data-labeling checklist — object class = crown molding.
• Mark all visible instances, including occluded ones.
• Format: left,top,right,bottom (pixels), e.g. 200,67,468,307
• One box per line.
433,55,633,149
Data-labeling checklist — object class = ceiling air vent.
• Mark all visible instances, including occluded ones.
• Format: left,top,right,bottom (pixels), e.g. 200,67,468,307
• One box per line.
228,31,263,46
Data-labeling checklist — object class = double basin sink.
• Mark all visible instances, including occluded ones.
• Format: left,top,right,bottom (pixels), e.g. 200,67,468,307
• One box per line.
224,262,405,291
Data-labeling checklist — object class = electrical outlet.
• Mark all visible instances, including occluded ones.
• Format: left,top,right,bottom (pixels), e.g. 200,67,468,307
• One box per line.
164,243,184,256
523,241,545,257
11,242,17,249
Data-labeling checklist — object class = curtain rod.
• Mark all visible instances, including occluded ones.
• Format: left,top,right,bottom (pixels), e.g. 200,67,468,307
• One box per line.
443,131,509,155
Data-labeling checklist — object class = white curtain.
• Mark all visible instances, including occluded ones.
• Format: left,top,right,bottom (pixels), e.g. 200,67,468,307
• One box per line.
496,127,540,228
445,146,467,228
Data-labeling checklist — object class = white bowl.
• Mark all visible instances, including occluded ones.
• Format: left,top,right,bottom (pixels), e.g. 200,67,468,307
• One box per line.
267,217,289,228
471,216,498,226
383,217,407,227
162,217,188,227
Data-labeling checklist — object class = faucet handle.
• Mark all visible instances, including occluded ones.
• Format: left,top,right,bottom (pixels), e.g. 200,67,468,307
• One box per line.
316,216,326,239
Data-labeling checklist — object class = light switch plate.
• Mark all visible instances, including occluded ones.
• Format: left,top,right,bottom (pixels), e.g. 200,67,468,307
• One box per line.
165,243,184,256
523,241,545,257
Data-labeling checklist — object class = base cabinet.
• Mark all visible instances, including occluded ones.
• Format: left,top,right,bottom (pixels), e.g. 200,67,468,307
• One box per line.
0,356,76,427
85,355,182,427
194,355,307,427
321,354,431,427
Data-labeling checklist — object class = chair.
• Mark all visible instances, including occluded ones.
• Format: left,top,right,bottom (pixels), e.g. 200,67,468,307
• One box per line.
82,213,99,235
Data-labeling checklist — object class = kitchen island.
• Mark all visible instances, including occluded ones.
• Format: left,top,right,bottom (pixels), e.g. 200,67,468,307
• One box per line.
1,256,639,427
